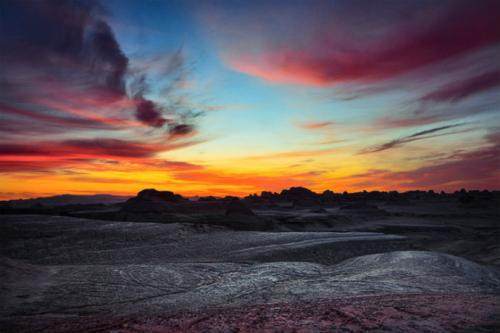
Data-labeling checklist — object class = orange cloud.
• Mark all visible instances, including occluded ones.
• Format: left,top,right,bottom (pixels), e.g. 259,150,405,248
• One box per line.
228,57,333,86
296,121,334,130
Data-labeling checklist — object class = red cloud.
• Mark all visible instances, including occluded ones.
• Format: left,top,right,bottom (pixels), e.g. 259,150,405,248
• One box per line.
0,139,162,159
0,102,115,130
0,138,205,173
216,1,500,86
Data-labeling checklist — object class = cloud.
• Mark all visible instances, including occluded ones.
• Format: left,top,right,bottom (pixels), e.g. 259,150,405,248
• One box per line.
0,0,132,138
420,70,500,103
0,0,211,180
205,0,500,86
293,170,325,177
0,138,163,159
127,50,203,132
384,143,499,189
348,130,500,190
374,114,444,129
296,121,334,130
0,137,206,173
171,170,316,192
63,139,165,158
360,123,467,154
134,98,167,128
0,0,206,142
244,148,337,161
0,0,128,96
374,90,499,130
157,160,204,171
168,124,196,138
0,102,116,131
204,0,500,135
397,146,499,189
1,138,204,159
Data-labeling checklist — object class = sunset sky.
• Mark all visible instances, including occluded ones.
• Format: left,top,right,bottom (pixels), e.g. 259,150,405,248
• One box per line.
1,0,499,199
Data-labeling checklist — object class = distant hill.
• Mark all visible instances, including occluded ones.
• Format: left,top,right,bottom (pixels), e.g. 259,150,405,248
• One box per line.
2,194,131,208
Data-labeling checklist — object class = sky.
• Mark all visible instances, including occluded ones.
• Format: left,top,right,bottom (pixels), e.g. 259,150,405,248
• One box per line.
0,0,499,199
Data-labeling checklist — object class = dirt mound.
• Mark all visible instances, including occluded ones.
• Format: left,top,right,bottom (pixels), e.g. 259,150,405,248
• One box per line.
331,251,500,292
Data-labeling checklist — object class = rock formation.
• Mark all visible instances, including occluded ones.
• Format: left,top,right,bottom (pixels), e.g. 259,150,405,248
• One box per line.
121,189,185,213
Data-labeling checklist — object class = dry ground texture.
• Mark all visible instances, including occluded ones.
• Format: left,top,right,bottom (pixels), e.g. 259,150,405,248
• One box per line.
1,200,499,332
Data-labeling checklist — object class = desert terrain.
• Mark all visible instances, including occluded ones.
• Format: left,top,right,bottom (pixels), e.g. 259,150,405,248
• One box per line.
1,188,499,332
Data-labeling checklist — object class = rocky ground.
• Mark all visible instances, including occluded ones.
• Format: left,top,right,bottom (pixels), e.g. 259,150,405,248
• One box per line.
1,190,499,332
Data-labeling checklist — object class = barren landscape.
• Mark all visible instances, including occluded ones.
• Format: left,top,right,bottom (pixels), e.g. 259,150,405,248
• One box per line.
2,0,500,331
1,188,499,332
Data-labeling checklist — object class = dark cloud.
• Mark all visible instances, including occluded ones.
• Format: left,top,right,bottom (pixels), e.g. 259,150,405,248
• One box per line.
421,70,500,103
127,49,206,135
0,102,112,130
62,138,163,158
360,123,467,154
0,0,132,141
0,0,127,98
0,0,206,142
0,138,163,158
406,125,465,139
134,98,167,128
0,160,76,173
168,124,195,138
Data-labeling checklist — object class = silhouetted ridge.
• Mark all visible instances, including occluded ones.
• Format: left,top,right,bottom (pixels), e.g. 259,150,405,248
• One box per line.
136,189,185,202
122,189,186,213
280,187,319,207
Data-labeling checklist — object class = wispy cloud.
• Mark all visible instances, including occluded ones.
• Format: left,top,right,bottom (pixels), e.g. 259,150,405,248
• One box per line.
420,70,500,103
341,130,500,190
0,138,205,173
296,121,334,130
360,123,467,154
243,148,336,161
